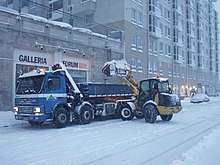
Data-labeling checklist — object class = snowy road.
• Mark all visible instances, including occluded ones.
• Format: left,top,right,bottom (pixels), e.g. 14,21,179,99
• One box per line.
1,97,220,165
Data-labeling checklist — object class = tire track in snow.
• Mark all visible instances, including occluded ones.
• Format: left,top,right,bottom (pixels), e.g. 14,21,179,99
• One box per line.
64,117,216,165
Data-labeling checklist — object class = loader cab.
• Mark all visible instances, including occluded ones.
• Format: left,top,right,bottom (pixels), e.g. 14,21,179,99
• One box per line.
137,78,170,108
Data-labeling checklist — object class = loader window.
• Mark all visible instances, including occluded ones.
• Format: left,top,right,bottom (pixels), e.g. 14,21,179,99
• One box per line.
160,81,169,93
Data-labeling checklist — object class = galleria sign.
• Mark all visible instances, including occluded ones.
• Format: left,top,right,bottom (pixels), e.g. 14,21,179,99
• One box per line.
18,55,47,64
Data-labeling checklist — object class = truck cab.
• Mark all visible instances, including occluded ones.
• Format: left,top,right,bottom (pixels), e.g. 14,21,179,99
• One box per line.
14,67,94,128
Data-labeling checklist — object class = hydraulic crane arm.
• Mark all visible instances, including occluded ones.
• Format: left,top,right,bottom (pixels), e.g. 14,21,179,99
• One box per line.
52,63,83,98
102,60,139,95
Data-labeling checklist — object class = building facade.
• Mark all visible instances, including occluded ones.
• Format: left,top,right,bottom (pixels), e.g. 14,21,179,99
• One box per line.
0,0,219,111
41,0,219,96
0,6,123,111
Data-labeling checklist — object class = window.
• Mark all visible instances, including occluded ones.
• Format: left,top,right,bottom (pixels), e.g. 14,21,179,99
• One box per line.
165,44,171,56
131,34,137,50
159,42,163,54
131,8,137,23
137,11,143,26
160,23,163,35
149,40,153,54
148,61,152,74
137,59,143,72
165,8,171,21
165,26,171,39
137,36,143,52
85,14,94,28
137,0,143,5
153,63,157,74
159,62,163,75
131,58,137,71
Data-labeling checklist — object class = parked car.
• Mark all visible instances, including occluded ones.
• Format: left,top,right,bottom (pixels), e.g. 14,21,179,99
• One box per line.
190,94,210,103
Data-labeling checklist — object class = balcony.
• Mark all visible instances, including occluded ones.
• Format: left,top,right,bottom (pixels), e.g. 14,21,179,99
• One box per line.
72,0,96,15
149,26,162,38
149,5,161,18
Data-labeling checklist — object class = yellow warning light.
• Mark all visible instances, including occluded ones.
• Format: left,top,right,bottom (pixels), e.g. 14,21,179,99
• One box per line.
156,73,160,78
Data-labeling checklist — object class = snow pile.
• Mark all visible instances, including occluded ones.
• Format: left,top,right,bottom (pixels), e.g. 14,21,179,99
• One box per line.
171,127,220,165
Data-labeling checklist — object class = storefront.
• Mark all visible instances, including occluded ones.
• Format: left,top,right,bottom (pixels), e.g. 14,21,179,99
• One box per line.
13,48,90,95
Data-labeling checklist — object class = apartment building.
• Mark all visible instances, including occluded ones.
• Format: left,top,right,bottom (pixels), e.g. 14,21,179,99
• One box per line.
0,0,219,96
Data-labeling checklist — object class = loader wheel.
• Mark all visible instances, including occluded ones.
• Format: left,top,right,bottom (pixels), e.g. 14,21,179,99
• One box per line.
79,105,93,125
144,104,157,123
160,114,173,121
119,104,134,121
135,111,144,119
53,107,68,128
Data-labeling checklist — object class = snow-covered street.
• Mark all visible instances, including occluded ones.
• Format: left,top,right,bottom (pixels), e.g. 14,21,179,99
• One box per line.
1,97,220,165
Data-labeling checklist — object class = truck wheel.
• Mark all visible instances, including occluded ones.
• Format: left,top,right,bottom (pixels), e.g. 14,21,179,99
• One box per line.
28,121,43,126
119,104,134,121
79,105,93,124
144,104,157,123
135,111,144,119
53,107,68,128
160,114,173,121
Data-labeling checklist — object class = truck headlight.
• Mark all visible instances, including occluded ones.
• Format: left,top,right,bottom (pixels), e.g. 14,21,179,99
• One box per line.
34,107,41,113
14,107,19,112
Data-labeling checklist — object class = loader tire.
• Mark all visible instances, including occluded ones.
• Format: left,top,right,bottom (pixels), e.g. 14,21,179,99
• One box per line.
160,114,173,121
79,105,93,125
53,107,68,128
144,104,157,123
119,104,134,121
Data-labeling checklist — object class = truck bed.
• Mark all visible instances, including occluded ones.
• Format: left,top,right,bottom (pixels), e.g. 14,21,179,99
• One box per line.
77,83,134,103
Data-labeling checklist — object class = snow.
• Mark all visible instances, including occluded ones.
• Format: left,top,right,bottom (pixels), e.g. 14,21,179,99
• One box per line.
48,20,72,29
1,96,220,165
21,13,48,23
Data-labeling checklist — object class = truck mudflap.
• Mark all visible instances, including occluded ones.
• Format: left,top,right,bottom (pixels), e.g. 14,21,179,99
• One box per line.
15,114,47,122
157,105,182,115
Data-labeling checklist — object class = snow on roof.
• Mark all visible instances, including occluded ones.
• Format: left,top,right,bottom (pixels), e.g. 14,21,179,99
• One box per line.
21,13,48,23
48,20,72,29
72,27,92,34
92,32,107,39
0,7,121,42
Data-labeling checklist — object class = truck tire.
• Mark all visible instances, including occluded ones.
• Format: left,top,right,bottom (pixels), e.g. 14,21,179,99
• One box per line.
144,104,157,123
160,114,173,121
79,105,93,125
53,107,68,128
135,111,144,119
119,104,134,121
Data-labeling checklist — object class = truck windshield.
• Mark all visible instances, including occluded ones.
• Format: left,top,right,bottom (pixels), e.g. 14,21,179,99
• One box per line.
159,81,169,93
16,75,45,94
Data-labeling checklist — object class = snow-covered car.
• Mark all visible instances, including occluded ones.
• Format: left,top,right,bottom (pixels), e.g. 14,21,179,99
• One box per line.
190,94,210,103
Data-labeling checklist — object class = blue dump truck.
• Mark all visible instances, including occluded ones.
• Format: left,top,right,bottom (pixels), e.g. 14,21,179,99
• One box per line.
14,63,135,128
